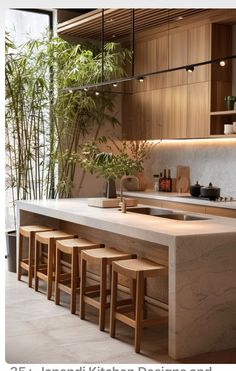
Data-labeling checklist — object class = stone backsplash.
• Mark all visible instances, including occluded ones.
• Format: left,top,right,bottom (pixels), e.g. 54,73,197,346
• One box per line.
144,138,236,197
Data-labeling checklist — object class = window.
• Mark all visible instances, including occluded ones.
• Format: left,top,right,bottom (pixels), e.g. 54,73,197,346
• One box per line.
5,9,53,230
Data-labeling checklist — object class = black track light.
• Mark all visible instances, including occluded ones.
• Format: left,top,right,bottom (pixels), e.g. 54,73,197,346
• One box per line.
186,66,194,73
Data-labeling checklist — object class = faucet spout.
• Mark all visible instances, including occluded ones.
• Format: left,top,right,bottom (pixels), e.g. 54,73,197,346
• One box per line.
120,175,139,202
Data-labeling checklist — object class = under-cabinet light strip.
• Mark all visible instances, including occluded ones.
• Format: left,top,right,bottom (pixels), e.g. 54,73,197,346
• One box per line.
63,54,236,92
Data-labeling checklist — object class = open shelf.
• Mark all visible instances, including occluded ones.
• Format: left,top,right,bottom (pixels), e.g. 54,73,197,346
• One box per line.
210,110,236,116
209,134,236,138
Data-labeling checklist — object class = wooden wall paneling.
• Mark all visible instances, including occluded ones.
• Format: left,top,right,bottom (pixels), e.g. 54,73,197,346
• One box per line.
211,24,232,82
168,85,187,138
133,40,148,93
187,82,210,138
147,34,169,90
122,94,134,139
141,91,153,139
160,88,171,139
167,30,188,87
187,24,211,83
151,89,163,139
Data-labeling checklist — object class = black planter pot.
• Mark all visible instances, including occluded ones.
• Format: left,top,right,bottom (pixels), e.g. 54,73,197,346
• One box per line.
105,179,117,198
6,230,17,273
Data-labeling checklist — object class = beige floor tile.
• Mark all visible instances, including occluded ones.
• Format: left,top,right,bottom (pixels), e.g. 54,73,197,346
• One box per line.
5,266,236,364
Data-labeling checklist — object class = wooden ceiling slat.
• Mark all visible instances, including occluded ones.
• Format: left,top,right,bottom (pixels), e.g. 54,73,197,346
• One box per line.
57,8,210,39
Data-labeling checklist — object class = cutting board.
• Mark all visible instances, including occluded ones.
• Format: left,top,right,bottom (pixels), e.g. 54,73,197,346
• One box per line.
88,197,138,208
176,166,190,193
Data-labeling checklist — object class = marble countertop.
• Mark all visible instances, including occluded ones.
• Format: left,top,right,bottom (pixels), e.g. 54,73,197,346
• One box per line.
17,198,236,246
120,190,236,209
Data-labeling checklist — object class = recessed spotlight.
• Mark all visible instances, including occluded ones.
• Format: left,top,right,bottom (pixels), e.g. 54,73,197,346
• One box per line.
69,90,73,93
186,66,194,73
219,60,226,67
138,77,144,82
95,91,100,96
112,34,116,38
84,88,88,92
112,83,118,87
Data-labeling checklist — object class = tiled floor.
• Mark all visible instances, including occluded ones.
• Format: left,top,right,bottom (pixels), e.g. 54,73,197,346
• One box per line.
5,267,236,364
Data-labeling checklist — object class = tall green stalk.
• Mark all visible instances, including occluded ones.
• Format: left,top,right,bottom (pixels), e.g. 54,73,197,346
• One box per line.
5,31,130,227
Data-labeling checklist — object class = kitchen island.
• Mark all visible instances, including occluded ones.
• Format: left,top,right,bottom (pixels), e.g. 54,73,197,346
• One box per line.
17,198,236,359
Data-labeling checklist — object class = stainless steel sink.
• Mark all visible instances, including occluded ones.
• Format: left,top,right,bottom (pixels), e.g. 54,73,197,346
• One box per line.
127,207,209,221
157,213,209,221
127,207,174,216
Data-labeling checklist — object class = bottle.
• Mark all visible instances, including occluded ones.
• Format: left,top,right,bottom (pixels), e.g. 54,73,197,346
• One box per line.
159,172,163,191
166,169,172,192
161,169,167,192
153,174,159,192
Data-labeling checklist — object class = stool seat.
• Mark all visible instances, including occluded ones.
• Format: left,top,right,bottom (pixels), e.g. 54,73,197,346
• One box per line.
36,230,74,243
110,258,167,353
57,238,101,249
34,230,75,300
80,247,135,331
55,238,102,314
17,225,53,287
112,258,166,278
81,247,131,262
20,225,53,237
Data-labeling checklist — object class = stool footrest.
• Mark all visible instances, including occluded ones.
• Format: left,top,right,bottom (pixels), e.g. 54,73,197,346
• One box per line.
84,296,101,309
20,261,30,270
58,283,72,294
36,271,48,281
115,312,136,328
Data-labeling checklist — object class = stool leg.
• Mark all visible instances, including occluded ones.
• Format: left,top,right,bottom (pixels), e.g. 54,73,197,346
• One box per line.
34,240,39,291
131,278,136,306
71,247,77,314
99,258,107,331
110,269,118,338
80,257,87,319
47,239,54,300
17,233,23,281
135,271,144,353
55,248,61,306
28,233,34,288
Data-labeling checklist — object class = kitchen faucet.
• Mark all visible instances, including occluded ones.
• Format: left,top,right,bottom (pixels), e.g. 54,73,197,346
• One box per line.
119,175,139,213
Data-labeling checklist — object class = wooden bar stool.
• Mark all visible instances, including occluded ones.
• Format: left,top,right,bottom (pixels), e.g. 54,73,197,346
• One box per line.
80,247,134,331
17,225,53,287
110,258,167,353
55,238,102,314
34,230,75,300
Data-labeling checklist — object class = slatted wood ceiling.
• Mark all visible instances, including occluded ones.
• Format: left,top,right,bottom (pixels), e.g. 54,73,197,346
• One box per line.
57,8,209,40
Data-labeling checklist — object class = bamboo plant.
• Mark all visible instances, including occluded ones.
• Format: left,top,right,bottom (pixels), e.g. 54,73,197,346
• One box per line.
5,31,130,228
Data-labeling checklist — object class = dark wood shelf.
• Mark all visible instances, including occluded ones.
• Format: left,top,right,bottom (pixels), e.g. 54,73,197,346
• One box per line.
210,110,236,116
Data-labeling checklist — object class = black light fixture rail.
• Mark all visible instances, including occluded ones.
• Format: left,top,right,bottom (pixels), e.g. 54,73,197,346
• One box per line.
63,54,236,93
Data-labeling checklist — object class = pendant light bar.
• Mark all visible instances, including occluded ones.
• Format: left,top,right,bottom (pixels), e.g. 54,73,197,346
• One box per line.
63,54,236,92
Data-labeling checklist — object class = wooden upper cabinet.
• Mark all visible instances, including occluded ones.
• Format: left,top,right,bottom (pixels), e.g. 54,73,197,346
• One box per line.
122,19,232,140
167,30,188,87
187,82,210,138
187,24,211,84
